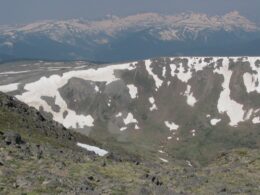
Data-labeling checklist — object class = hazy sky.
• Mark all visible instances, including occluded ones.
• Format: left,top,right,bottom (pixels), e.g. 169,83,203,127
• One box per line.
0,0,259,25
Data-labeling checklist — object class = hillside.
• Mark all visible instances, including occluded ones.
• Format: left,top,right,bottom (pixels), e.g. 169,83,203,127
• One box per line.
1,57,260,165
0,92,260,194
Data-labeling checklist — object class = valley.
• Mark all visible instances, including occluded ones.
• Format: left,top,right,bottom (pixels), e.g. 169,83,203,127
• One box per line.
1,57,260,165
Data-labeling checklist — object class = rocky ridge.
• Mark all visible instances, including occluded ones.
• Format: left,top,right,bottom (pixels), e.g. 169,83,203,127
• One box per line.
0,12,260,61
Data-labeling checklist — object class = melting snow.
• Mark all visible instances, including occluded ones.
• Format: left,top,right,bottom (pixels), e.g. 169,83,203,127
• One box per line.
191,129,196,136
94,85,99,92
164,121,179,131
145,60,163,91
77,142,108,156
123,113,138,125
0,83,20,93
149,97,158,111
162,66,166,78
245,109,253,120
210,118,221,126
176,65,192,83
214,58,245,126
15,63,136,129
252,117,260,124
127,84,138,99
243,57,260,93
120,127,127,131
183,85,197,107
243,73,258,93
116,112,122,117
169,57,209,84
159,158,168,163
186,160,193,167
55,93,94,129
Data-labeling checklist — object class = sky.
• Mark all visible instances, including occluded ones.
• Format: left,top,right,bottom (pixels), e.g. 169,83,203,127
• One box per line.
0,0,259,25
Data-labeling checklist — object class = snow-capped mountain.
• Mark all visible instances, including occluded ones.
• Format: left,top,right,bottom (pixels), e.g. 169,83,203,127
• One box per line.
1,57,260,163
0,12,260,62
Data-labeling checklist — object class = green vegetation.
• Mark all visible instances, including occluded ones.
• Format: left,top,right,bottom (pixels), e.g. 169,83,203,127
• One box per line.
0,92,260,194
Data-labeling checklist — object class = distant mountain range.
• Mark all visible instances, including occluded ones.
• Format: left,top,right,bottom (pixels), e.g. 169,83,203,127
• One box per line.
0,11,260,62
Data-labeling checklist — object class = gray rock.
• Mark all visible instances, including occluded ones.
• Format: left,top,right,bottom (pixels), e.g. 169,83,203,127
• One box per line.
16,176,32,188
3,131,23,145
42,178,61,188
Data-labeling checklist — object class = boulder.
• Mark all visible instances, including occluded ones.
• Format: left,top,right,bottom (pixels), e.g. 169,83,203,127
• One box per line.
3,131,23,145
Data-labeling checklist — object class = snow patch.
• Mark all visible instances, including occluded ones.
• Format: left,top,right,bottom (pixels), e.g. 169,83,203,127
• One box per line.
149,97,158,111
159,158,168,163
0,83,19,93
120,127,127,131
15,63,136,129
214,58,245,126
243,57,260,93
252,117,260,124
162,66,166,78
54,93,94,129
191,129,196,137
169,57,209,84
165,121,179,131
94,85,99,92
210,118,221,126
244,109,253,120
145,60,163,91
127,84,138,99
243,73,258,93
183,85,197,107
77,143,108,156
186,160,193,167
116,112,122,117
123,113,137,125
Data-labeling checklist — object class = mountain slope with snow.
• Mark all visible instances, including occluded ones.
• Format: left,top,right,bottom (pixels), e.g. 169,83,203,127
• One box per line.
1,57,260,163
0,12,260,62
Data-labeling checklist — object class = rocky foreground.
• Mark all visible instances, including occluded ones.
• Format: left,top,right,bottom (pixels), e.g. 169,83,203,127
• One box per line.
0,130,260,194
0,92,260,194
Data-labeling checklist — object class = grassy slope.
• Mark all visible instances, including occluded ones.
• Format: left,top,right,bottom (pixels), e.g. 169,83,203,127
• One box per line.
0,92,260,194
